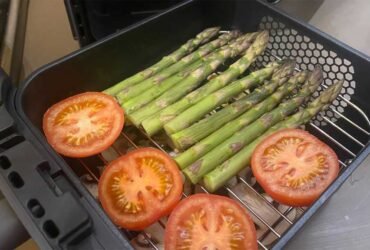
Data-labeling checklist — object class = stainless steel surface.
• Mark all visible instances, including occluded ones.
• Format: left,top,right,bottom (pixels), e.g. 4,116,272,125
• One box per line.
286,154,370,250
274,0,324,22
276,1,370,248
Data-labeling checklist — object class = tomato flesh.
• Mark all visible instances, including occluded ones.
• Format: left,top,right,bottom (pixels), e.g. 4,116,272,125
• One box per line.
43,92,124,158
99,148,183,230
165,194,257,250
251,129,339,207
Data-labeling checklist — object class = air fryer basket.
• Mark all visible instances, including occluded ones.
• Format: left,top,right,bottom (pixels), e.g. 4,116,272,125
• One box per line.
0,0,369,249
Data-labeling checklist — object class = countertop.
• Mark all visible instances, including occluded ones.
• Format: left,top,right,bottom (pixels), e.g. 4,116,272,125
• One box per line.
278,1,370,249
286,153,370,250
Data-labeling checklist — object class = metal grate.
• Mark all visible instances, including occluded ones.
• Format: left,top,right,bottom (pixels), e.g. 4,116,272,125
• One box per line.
74,25,370,249
76,97,369,250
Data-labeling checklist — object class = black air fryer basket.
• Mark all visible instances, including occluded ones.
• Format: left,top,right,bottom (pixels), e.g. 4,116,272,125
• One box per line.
0,0,369,249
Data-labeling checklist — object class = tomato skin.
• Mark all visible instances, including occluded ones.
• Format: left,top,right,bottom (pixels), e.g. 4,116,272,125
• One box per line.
165,193,258,250
98,148,183,230
251,129,339,207
43,92,124,158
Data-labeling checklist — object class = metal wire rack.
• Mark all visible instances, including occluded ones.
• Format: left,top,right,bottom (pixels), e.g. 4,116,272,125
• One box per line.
74,33,370,248
75,84,369,250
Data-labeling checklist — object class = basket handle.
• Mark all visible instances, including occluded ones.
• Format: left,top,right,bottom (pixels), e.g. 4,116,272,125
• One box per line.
0,68,93,249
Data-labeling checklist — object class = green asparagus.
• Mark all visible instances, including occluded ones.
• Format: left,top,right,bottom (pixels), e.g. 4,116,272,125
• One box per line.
121,33,254,115
116,31,242,102
120,59,203,111
175,66,305,169
141,31,270,136
170,61,299,150
127,35,254,126
203,79,344,192
104,27,220,95
182,67,323,184
163,61,296,135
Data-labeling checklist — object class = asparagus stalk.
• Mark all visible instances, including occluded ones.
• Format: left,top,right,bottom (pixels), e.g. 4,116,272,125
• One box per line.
170,61,298,150
175,67,305,169
163,59,295,135
203,80,344,192
116,31,242,102
182,67,323,184
141,31,270,136
127,35,254,126
121,33,254,115
120,58,204,112
104,27,220,95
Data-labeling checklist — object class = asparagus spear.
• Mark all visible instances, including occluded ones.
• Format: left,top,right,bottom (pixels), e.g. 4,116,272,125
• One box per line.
120,58,203,111
163,59,295,135
141,31,270,136
121,33,254,115
116,31,242,102
127,35,254,126
104,27,220,96
170,61,299,150
175,66,304,169
204,80,344,192
182,67,323,184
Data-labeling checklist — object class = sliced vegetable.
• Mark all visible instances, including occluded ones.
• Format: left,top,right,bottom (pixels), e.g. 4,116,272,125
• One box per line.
43,92,124,158
251,129,339,207
98,148,183,230
165,193,257,250
203,80,344,192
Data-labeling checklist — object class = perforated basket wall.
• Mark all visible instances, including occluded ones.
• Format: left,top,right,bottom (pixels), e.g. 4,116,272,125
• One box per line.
256,15,356,126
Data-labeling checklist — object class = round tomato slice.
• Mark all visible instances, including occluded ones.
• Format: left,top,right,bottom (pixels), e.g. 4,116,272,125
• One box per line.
98,148,183,230
251,128,339,207
165,194,257,250
43,92,124,158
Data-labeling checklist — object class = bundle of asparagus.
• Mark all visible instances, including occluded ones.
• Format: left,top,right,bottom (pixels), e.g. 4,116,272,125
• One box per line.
169,60,297,150
204,80,344,192
116,31,242,103
104,27,220,96
126,33,257,126
141,31,270,136
182,67,323,184
163,57,299,135
121,32,256,117
174,63,307,168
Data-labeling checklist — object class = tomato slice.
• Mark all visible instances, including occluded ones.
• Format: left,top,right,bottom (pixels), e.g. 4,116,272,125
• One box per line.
251,128,339,207
165,194,257,250
43,92,124,158
98,148,183,230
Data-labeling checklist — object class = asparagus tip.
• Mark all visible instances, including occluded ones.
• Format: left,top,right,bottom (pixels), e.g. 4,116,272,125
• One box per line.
204,26,221,33
322,79,344,103
310,65,324,84
231,30,243,37
271,59,295,81
305,66,324,93
257,30,269,41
